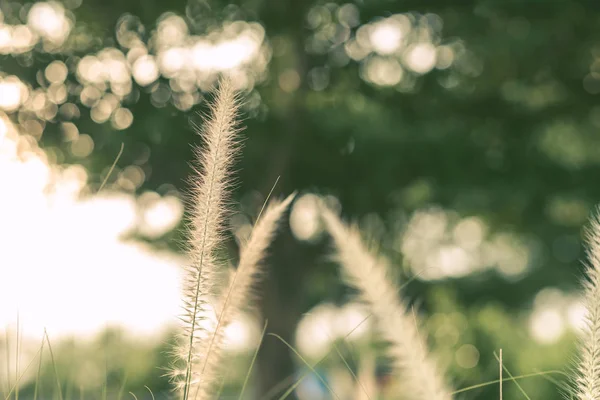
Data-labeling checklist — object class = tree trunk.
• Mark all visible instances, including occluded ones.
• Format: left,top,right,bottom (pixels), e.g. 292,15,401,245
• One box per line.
255,0,312,397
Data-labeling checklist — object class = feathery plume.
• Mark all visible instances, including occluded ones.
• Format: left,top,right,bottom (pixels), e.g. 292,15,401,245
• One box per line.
574,212,600,400
191,193,295,400
320,205,453,400
173,77,241,400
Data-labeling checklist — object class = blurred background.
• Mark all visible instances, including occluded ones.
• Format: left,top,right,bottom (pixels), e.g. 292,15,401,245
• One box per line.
0,0,597,398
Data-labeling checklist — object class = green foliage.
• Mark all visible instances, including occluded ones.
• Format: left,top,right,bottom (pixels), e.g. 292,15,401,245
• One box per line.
2,0,599,398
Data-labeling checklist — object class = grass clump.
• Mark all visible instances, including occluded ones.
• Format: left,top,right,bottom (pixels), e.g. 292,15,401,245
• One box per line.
10,76,600,400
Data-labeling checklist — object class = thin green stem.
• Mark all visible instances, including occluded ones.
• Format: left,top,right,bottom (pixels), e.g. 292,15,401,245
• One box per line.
45,330,63,400
267,333,339,400
452,370,568,395
239,320,269,400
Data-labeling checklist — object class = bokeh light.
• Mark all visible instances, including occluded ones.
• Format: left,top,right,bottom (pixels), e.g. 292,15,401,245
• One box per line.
0,1,596,398
399,208,531,280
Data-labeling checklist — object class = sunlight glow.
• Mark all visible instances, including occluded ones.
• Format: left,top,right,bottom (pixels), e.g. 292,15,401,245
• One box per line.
0,77,25,111
223,313,261,353
138,192,184,239
567,299,586,332
400,208,531,280
132,55,160,86
529,309,564,344
27,1,72,46
0,117,185,340
528,288,569,344
0,116,260,366
369,18,405,55
337,12,452,87
0,5,270,129
296,303,371,359
290,193,323,241
404,43,437,74
362,57,404,86
190,25,265,72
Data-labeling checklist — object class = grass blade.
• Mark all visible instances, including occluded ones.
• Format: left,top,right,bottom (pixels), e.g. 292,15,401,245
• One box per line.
239,320,269,400
44,330,63,400
267,333,339,400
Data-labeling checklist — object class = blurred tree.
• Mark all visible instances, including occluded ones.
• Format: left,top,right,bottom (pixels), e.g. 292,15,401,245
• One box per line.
2,0,599,398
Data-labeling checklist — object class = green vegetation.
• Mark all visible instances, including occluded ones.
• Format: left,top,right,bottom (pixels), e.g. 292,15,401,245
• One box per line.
2,0,600,399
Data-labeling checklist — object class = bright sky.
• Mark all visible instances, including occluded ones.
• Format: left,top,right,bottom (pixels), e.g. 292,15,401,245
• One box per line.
0,114,185,341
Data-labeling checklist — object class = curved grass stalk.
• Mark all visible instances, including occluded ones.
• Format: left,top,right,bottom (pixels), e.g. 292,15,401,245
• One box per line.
321,206,453,400
172,77,241,400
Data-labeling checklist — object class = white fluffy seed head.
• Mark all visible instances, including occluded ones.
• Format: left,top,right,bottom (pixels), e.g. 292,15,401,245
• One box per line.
171,77,242,400
321,205,453,400
190,193,295,399
574,212,600,400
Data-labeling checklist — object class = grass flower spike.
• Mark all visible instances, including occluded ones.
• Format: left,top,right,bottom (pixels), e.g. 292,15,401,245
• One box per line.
574,212,600,400
172,76,294,400
321,205,453,400
191,193,295,399
173,77,241,400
